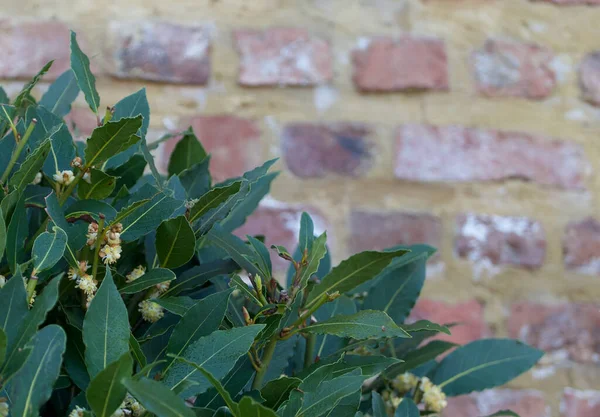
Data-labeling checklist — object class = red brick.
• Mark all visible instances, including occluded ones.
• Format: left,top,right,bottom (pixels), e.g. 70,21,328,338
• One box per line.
561,388,600,417
0,19,71,79
579,51,600,106
347,210,442,256
508,302,600,364
107,21,210,84
563,217,600,274
64,107,98,141
472,39,556,99
162,115,262,182
234,199,328,271
282,123,373,178
234,28,332,87
395,124,588,190
409,299,491,345
444,390,549,417
455,213,546,269
352,36,448,92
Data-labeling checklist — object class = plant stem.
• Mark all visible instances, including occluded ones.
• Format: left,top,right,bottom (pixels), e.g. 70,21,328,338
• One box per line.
251,336,278,390
290,292,332,330
91,215,105,280
304,334,316,368
0,118,36,184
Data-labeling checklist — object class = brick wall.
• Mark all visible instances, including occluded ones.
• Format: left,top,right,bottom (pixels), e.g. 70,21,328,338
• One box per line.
1,0,600,414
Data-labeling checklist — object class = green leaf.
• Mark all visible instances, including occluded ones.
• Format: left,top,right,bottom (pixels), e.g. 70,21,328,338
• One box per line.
85,116,142,167
0,270,29,353
165,325,265,398
430,339,544,396
303,310,410,340
195,356,255,410
299,212,314,253
173,359,239,416
107,154,147,192
118,189,183,241
13,60,53,109
64,325,90,390
385,340,456,378
168,131,208,177
206,224,262,276
301,354,400,381
161,260,237,297
8,325,66,417
2,274,61,379
83,269,130,378
5,192,28,274
311,295,356,360
154,296,196,316
112,88,150,138
32,226,67,274
188,180,243,224
119,268,175,294
247,236,272,279
9,139,51,191
299,371,366,417
394,398,419,417
124,377,196,417
86,353,133,417
482,411,520,417
260,376,301,410
0,86,8,104
163,289,233,376
78,168,117,199
70,31,100,113
305,249,409,308
40,69,80,117
180,157,211,199
363,245,432,323
400,320,451,335
65,199,118,223
296,232,327,293
238,396,278,417
371,392,387,417
129,333,147,368
45,192,86,266
230,274,262,306
0,207,6,260
156,216,196,268
0,328,6,366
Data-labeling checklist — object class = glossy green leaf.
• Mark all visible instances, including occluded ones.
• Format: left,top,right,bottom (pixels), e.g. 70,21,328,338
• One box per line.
40,69,80,117
153,296,195,316
0,207,6,260
305,249,409,308
83,269,130,378
0,86,8,104
230,274,262,306
431,339,544,396
385,340,456,378
86,352,132,417
32,226,67,274
64,325,90,390
371,392,387,417
260,376,301,410
301,354,400,382
85,116,142,167
118,188,183,241
394,398,419,417
303,310,410,340
246,235,272,279
5,192,28,272
400,320,451,335
129,333,147,368
188,180,243,225
237,396,278,417
180,157,211,199
363,245,433,323
206,224,262,276
0,270,28,351
9,139,51,191
299,370,365,417
161,260,237,297
45,192,86,266
13,60,53,108
195,356,255,410
0,328,6,366
163,289,233,376
165,325,265,398
2,274,61,379
168,131,207,177
119,268,175,294
124,377,196,417
156,216,196,268
65,199,117,222
112,88,150,138
78,168,117,199
296,232,327,293
70,31,100,113
8,325,66,417
107,154,147,192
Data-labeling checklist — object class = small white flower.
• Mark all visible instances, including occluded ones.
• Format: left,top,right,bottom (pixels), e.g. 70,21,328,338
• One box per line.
87,222,99,247
124,393,145,416
82,171,91,183
185,198,199,209
421,378,447,413
100,244,122,264
29,290,36,307
32,172,42,185
106,231,121,246
126,266,146,283
155,280,170,294
0,275,5,288
0,401,8,417
139,300,164,323
76,274,97,296
53,170,75,185
392,372,418,393
68,406,86,417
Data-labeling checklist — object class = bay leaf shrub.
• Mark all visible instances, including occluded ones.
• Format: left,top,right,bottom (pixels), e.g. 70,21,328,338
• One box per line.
0,31,543,417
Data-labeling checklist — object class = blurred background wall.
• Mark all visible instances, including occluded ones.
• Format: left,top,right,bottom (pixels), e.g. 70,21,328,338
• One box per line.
1,0,600,415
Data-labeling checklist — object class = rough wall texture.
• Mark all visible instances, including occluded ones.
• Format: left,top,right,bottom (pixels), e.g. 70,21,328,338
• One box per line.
1,0,599,415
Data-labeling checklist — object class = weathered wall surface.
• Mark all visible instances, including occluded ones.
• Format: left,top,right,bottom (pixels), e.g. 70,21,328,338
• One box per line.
1,0,600,415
